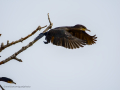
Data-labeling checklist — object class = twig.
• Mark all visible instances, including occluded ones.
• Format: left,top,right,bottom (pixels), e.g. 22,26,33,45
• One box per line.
0,40,36,65
0,85,5,90
0,26,43,65
0,25,47,52
0,13,53,65
43,13,53,33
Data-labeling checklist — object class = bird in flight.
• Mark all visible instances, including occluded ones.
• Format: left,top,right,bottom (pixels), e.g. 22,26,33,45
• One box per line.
35,24,97,49
0,77,16,84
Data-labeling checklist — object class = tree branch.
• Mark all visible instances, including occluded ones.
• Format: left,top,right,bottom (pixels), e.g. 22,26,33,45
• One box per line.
0,13,53,65
42,13,53,33
0,25,46,52
0,85,5,90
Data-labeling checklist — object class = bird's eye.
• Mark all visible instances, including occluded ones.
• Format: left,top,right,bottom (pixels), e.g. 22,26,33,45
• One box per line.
82,26,86,29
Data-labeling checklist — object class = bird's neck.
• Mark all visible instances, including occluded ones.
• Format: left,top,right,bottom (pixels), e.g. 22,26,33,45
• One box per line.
67,27,80,30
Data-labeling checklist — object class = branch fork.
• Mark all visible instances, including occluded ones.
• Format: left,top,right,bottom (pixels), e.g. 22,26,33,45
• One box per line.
0,13,53,65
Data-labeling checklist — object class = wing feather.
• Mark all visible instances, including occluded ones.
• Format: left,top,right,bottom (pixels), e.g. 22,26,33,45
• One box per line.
45,29,86,49
73,41,79,48
68,30,97,45
71,41,76,49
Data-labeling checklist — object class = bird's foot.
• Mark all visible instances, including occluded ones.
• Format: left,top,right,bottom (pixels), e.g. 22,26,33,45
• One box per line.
44,41,49,44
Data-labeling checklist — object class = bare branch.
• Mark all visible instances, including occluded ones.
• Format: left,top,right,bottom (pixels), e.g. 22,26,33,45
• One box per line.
0,85,5,90
43,13,53,33
0,40,36,65
14,57,22,62
0,13,53,65
0,25,47,52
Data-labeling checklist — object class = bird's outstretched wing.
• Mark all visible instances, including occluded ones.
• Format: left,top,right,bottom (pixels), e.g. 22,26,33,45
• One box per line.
45,29,86,49
67,30,97,45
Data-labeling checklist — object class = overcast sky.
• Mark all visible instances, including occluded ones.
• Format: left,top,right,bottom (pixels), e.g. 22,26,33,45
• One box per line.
0,0,120,90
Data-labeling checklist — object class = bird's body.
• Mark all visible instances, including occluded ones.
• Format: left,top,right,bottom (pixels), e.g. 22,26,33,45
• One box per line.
0,77,16,84
35,24,97,49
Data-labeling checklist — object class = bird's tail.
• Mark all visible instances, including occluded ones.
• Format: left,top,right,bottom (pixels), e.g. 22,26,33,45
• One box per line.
34,32,47,41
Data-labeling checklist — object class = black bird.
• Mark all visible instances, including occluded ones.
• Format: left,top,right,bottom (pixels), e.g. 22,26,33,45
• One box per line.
0,77,16,84
35,24,97,49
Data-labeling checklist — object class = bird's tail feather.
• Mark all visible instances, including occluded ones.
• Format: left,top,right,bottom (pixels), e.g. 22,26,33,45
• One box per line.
34,33,45,41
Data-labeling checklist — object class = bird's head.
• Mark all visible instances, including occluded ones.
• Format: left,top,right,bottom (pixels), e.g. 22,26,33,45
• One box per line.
74,24,91,32
7,80,16,84
0,77,16,84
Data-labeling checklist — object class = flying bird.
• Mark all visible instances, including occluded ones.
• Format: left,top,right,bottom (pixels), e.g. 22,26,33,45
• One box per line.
0,77,16,84
35,24,97,49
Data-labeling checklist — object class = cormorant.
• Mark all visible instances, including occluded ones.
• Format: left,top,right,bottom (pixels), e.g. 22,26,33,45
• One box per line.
0,77,16,84
35,24,97,49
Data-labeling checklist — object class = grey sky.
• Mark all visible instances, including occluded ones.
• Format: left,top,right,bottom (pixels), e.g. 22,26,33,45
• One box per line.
0,0,120,90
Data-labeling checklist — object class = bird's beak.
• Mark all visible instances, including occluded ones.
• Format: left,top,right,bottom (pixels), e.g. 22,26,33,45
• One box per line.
8,81,16,84
12,82,16,84
86,29,91,32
